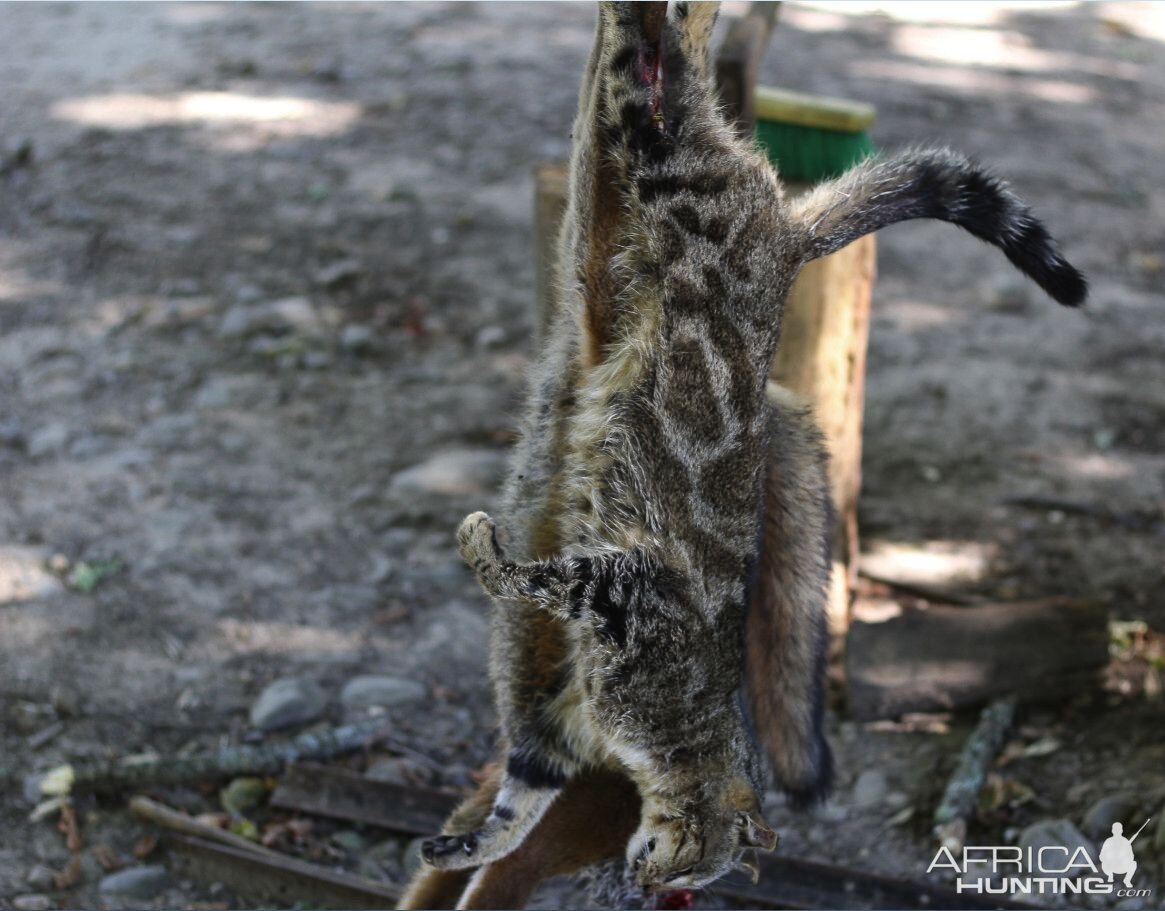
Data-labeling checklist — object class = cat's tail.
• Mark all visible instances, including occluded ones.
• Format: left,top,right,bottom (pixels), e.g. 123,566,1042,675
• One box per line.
744,386,834,809
788,147,1087,307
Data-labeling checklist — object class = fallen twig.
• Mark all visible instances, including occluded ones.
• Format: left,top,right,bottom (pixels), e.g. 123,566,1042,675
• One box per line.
129,795,284,860
36,719,392,797
933,696,1018,852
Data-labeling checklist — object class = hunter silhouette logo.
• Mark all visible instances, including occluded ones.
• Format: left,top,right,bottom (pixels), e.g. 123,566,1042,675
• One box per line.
1100,819,1150,889
928,817,1154,899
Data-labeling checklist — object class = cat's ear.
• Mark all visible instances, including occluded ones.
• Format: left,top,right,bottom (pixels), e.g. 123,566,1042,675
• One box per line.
736,812,778,851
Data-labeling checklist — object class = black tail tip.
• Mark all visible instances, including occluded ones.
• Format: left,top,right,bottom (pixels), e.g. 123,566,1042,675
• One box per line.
781,737,834,812
1046,263,1088,308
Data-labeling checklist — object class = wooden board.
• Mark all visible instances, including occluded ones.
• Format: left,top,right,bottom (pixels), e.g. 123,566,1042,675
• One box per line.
846,598,1109,720
270,761,457,835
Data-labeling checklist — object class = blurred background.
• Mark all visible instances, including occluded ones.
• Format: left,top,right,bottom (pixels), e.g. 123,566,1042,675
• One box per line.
1,2,1162,909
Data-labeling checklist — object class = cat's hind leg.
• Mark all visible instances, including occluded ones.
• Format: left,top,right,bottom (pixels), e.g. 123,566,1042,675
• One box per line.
422,748,570,872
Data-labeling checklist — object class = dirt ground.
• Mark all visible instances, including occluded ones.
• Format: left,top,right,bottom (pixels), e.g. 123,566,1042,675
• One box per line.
1,2,1163,909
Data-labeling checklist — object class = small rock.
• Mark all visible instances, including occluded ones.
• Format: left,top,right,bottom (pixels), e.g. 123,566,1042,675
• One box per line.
341,675,426,711
884,790,911,811
1081,795,1133,840
0,546,66,602
302,349,333,370
26,865,57,891
98,865,172,900
219,296,321,339
339,324,376,354
22,773,44,805
389,449,506,496
193,377,234,410
0,417,25,449
441,762,475,789
13,895,52,911
360,838,405,882
217,306,254,338
249,677,326,731
852,769,888,810
315,259,362,288
987,276,1032,313
220,776,267,816
329,830,367,853
49,684,81,718
26,423,69,458
1,137,33,174
366,756,433,787
813,800,849,823
403,836,428,879
1018,819,1094,874
474,325,507,350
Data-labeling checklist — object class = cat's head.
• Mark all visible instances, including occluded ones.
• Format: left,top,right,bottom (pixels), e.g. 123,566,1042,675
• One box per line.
626,776,776,892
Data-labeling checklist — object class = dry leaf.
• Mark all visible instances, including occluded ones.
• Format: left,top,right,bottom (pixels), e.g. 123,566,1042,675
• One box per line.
287,818,314,839
53,855,83,890
978,773,1036,814
1100,17,1136,37
57,802,82,852
1021,736,1061,758
132,833,159,859
92,843,122,872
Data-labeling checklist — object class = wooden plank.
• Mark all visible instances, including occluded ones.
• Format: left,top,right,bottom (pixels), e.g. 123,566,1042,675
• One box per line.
846,598,1108,720
716,853,1039,911
167,833,401,909
270,761,458,835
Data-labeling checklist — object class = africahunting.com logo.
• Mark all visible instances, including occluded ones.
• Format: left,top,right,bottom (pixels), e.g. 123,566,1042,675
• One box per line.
928,818,1153,898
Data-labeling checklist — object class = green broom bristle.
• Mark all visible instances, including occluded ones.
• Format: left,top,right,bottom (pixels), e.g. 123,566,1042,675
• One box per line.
755,119,875,184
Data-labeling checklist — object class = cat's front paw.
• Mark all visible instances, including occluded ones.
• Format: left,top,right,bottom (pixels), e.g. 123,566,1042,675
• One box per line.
421,831,480,870
457,511,501,570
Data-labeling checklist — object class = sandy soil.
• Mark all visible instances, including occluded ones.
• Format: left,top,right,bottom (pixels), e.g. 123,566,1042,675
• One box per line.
1,2,1162,909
